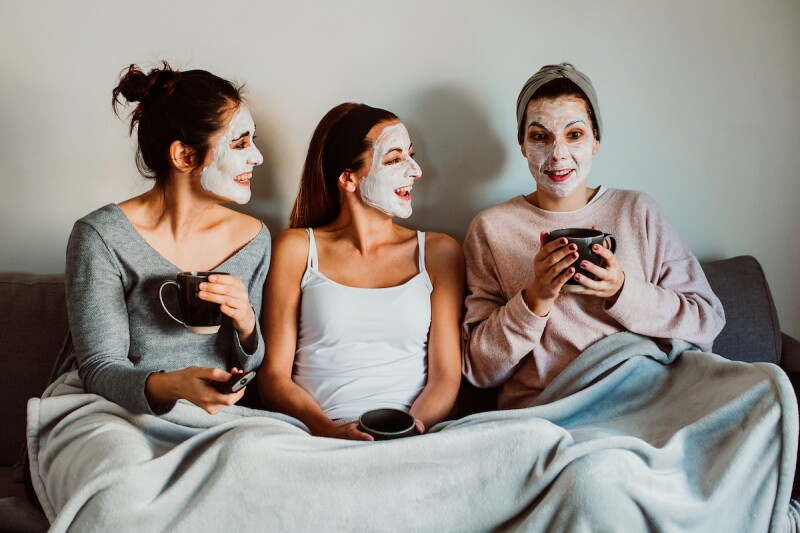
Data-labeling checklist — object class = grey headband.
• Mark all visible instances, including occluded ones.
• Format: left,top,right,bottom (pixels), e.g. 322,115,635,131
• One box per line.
516,62,602,141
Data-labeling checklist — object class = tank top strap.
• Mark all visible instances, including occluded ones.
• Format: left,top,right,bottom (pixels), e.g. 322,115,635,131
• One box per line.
306,228,319,270
416,231,426,274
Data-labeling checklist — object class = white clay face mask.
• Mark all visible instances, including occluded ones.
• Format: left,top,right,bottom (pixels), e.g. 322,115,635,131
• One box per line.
359,123,421,218
522,96,598,199
200,106,263,204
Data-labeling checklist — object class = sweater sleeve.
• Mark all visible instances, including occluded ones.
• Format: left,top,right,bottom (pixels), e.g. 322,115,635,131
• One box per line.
229,230,270,371
66,221,174,415
604,196,726,351
462,217,547,388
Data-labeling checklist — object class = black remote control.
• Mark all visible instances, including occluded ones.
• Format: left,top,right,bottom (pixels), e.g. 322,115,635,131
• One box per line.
212,370,256,394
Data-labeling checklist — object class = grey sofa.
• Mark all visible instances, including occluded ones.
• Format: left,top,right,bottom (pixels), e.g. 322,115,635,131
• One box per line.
1,256,799,532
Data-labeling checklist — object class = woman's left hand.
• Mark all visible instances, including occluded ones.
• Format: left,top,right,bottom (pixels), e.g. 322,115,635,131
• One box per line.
199,274,256,338
414,418,426,435
573,227,625,302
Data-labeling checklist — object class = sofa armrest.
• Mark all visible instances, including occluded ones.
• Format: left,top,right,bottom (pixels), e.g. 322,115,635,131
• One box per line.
780,333,800,373
702,256,782,364
0,273,68,467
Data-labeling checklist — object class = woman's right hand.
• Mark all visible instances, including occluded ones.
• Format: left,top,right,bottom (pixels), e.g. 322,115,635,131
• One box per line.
314,421,374,441
145,366,246,414
523,232,579,317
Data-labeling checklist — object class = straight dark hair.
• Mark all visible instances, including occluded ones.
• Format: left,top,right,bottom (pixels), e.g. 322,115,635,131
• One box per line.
289,103,397,228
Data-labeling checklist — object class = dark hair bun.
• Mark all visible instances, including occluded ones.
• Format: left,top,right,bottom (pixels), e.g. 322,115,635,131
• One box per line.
113,61,180,106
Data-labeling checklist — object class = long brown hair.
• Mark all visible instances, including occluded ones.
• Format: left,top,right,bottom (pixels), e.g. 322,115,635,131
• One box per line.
289,103,397,228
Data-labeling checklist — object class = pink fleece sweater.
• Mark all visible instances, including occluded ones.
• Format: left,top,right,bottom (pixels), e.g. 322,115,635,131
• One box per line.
462,189,726,409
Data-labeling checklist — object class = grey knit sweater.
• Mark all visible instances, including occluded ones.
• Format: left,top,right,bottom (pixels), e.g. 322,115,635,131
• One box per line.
65,204,270,414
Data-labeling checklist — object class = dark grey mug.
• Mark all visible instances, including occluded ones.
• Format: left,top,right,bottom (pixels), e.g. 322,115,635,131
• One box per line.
158,271,227,334
547,228,617,293
358,408,415,440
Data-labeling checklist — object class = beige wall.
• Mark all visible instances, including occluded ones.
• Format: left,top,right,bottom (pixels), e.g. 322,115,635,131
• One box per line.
1,0,799,338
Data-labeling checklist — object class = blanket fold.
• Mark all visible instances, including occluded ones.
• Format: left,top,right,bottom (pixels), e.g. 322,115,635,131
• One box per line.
28,333,799,532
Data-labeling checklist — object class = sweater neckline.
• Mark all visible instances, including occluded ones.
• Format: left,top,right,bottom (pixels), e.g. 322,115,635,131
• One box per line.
105,203,267,272
514,187,616,219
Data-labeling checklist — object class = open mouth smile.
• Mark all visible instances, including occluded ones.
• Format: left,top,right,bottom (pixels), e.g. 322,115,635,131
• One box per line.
545,169,574,183
234,172,252,186
394,185,412,201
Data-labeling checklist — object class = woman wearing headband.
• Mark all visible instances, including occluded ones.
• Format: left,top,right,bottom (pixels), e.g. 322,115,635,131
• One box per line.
462,63,726,408
258,103,463,440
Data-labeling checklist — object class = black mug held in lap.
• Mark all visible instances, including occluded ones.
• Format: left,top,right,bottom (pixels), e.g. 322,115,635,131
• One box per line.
548,228,617,293
158,271,227,334
358,408,416,440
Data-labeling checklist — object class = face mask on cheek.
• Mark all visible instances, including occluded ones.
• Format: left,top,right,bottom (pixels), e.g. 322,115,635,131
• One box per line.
200,107,263,204
526,140,593,198
523,97,595,199
359,123,421,219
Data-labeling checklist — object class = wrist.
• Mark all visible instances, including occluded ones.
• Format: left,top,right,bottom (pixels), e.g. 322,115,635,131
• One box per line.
307,416,339,437
235,308,257,337
607,274,626,305
522,288,553,318
145,370,177,405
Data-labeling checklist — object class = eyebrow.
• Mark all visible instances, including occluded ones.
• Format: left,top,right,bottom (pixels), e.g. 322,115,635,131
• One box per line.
527,120,586,131
230,131,251,142
383,144,412,156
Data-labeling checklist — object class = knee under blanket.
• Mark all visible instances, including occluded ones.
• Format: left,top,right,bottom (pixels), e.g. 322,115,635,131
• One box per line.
27,332,800,532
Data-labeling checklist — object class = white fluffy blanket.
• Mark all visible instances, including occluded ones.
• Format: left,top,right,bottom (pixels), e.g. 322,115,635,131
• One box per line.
28,333,799,532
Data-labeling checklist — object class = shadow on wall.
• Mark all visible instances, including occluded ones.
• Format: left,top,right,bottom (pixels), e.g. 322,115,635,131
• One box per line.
232,110,286,238
399,84,506,243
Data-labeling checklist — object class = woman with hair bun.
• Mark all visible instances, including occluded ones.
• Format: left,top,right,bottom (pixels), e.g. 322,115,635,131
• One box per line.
64,61,269,414
258,103,464,440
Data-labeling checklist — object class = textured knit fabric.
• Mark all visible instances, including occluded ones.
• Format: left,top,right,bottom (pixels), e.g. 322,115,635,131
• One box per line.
293,229,432,420
463,189,726,409
65,204,270,415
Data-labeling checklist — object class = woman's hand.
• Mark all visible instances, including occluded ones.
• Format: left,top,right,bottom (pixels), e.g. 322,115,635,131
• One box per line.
523,232,578,316
146,366,246,414
573,228,625,302
199,274,256,342
414,418,426,435
315,421,374,441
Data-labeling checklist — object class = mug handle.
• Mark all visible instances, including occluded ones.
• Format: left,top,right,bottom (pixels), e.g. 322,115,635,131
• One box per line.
158,280,187,328
602,233,617,254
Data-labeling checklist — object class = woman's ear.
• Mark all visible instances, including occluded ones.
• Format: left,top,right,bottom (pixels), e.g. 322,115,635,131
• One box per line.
337,169,360,193
170,140,196,173
592,138,600,155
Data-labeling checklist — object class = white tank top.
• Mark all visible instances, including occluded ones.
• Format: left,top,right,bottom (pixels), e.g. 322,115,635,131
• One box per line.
293,228,433,420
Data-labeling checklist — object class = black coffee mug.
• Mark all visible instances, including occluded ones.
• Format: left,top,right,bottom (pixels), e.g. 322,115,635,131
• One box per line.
358,408,416,440
158,271,227,334
547,228,617,293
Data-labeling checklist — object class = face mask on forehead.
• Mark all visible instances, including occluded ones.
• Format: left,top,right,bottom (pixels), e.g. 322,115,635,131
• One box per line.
358,123,421,219
200,106,263,204
523,97,596,199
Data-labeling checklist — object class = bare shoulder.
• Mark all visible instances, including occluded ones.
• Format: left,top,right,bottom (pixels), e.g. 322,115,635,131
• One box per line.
424,232,465,276
271,228,311,268
425,232,464,260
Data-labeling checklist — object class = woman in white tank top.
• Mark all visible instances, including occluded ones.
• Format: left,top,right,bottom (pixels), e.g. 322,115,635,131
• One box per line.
258,104,464,440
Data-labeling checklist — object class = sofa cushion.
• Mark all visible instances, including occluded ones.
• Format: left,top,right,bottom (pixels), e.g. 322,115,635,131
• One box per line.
701,256,781,365
0,274,68,467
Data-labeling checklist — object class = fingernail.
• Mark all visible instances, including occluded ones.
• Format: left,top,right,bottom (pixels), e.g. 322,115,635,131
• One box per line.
574,274,581,280
570,244,577,251
580,261,588,268
561,238,568,245
209,275,216,281
199,291,206,298
592,245,599,251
